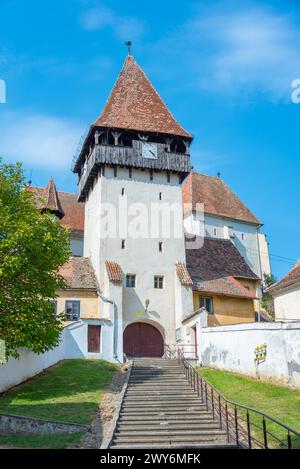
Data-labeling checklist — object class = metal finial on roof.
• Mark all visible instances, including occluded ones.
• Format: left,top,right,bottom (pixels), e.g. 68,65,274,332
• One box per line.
217,172,221,178
125,40,132,55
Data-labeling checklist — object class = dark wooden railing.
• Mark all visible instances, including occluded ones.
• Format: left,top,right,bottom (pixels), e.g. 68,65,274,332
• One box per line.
164,344,300,449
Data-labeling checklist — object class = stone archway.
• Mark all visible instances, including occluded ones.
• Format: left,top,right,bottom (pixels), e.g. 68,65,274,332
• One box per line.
123,322,164,357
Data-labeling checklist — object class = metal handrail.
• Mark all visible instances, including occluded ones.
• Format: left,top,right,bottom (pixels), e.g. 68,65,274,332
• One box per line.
166,345,300,449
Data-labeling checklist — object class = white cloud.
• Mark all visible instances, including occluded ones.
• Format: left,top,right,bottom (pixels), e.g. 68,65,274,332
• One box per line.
153,4,300,100
0,111,84,170
79,2,145,40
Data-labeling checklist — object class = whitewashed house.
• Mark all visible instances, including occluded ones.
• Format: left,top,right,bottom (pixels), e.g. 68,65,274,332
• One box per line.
266,260,300,322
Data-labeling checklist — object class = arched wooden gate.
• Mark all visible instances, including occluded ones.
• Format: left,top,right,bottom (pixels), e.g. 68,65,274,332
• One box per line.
123,322,164,357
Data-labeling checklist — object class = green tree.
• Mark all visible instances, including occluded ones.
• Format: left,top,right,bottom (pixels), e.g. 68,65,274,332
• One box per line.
261,273,277,319
0,160,71,358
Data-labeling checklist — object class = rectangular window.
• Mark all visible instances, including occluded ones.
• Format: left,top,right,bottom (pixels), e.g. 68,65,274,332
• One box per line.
88,325,101,353
114,167,117,178
150,169,153,181
167,171,170,183
154,275,164,289
121,239,126,249
159,241,163,252
199,296,213,314
126,274,136,288
129,168,132,178
65,300,80,321
159,192,162,200
121,187,125,196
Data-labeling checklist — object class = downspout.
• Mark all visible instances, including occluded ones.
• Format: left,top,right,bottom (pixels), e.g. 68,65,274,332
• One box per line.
94,278,121,362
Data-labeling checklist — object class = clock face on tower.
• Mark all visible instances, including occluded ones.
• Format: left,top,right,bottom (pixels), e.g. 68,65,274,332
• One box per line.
142,142,158,159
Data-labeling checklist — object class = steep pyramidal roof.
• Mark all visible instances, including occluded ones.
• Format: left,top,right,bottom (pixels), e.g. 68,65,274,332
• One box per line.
94,55,191,138
31,178,64,219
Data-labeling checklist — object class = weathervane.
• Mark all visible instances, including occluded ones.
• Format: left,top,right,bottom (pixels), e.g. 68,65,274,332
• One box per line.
125,40,132,55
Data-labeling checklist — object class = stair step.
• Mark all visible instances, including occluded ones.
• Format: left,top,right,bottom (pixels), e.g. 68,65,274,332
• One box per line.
110,443,236,449
119,416,213,422
113,434,227,444
117,423,221,431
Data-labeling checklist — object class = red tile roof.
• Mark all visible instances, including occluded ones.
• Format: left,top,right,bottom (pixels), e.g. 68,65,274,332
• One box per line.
94,55,191,138
176,262,193,286
186,237,259,281
58,257,98,290
183,172,261,225
29,185,84,236
267,260,300,294
105,261,122,283
193,275,256,299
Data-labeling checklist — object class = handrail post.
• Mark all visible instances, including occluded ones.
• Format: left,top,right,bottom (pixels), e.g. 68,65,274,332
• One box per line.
263,417,268,449
218,395,222,429
225,403,229,442
246,411,252,449
235,405,239,447
197,374,200,397
205,382,208,409
287,432,292,449
211,388,215,419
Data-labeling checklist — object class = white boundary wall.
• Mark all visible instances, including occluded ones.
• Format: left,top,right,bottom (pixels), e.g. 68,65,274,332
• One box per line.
0,319,115,393
200,322,300,388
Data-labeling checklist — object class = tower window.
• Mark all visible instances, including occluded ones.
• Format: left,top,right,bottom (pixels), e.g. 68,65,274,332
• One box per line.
241,233,245,240
159,242,163,252
126,274,136,288
154,276,164,289
114,167,117,178
121,239,126,249
150,169,153,181
129,168,132,179
121,188,125,196
214,228,217,236
167,172,170,183
159,192,162,200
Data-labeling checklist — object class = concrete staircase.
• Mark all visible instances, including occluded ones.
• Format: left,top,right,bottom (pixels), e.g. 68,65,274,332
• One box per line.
110,358,236,449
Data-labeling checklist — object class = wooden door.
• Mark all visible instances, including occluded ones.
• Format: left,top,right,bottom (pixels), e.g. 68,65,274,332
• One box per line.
88,325,101,353
123,322,164,357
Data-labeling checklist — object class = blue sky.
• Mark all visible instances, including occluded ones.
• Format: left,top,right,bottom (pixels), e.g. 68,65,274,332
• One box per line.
0,0,299,279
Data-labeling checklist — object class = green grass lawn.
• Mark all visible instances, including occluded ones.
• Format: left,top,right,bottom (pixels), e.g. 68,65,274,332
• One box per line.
0,359,119,448
199,367,300,448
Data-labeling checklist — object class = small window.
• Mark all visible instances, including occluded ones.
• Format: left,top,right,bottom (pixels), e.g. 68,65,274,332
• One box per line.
199,297,213,314
150,169,153,181
65,300,80,321
126,274,136,288
121,188,125,196
114,167,117,178
154,275,164,289
241,233,245,240
214,228,217,236
159,192,162,200
159,241,163,252
121,239,126,249
167,172,170,183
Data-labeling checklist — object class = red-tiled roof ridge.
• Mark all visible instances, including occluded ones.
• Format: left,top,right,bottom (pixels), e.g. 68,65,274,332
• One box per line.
94,55,191,138
183,172,261,226
105,261,122,283
176,262,193,286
